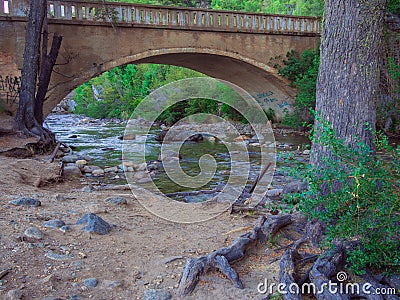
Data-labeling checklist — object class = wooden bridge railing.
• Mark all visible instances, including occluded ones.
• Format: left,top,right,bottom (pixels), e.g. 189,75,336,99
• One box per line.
1,0,320,35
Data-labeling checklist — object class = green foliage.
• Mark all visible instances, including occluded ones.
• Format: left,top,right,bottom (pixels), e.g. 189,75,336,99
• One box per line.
211,0,323,15
110,0,324,16
277,48,320,129
388,57,400,94
74,64,202,119
74,63,248,123
211,0,263,12
285,117,400,274
388,0,400,15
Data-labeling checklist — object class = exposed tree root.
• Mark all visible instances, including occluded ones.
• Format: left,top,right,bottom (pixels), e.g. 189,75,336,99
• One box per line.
309,242,350,300
306,218,325,247
18,122,55,144
279,237,307,300
178,214,292,297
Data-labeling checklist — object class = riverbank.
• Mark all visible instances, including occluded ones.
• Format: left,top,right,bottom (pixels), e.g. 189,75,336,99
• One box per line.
0,113,313,299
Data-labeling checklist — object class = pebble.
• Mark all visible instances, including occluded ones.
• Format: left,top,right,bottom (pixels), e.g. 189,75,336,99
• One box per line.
134,171,148,181
75,159,87,166
7,289,22,300
158,150,181,161
83,277,98,288
136,162,147,171
83,165,102,173
137,178,152,184
302,149,311,155
92,169,105,177
59,225,72,233
45,250,73,261
9,197,41,207
104,166,118,173
104,197,127,205
122,133,136,140
42,297,64,300
76,213,112,235
248,142,261,147
43,219,65,229
122,161,135,167
24,227,43,240
143,289,172,300
101,280,122,289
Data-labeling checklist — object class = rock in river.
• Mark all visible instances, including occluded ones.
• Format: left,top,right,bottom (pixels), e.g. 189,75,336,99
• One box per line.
63,165,82,177
62,154,79,163
76,213,112,235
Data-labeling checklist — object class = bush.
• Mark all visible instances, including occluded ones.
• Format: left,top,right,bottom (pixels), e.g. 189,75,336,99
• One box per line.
285,117,400,275
277,48,320,129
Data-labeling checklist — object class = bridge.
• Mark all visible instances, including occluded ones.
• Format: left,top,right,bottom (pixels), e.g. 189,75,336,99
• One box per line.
0,0,320,119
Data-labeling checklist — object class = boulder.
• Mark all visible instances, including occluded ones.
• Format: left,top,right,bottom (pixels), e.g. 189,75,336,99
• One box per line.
62,155,79,163
43,219,65,229
282,181,308,194
104,166,118,173
104,197,127,205
76,213,112,235
24,227,43,240
120,133,136,140
9,197,41,207
83,165,102,173
63,165,82,177
144,289,172,300
158,150,181,161
92,169,105,177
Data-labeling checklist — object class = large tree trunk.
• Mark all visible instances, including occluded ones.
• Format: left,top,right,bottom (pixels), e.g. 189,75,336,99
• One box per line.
311,0,387,166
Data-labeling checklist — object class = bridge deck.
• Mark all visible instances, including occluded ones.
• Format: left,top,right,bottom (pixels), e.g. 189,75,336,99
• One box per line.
1,0,320,35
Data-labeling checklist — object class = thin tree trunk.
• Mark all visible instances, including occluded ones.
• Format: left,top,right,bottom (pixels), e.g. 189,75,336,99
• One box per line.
311,0,387,166
35,32,62,125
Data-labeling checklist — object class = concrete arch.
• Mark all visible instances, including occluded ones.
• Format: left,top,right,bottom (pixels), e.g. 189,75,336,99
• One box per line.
46,47,296,120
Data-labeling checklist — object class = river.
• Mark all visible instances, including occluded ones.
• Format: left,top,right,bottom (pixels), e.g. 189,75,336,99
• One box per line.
45,113,310,202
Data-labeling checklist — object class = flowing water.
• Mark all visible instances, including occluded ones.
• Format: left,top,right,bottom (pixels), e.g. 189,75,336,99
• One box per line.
45,114,310,201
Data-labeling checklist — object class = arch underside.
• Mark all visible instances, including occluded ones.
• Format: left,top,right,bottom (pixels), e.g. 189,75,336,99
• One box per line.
46,48,296,119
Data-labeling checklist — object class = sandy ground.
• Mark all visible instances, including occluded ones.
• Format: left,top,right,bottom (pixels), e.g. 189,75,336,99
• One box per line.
0,146,290,300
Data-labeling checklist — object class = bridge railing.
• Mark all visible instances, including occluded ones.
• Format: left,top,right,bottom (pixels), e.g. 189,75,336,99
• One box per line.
1,0,320,35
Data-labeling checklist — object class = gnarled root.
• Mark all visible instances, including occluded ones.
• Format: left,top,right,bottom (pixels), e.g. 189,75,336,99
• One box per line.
178,214,292,297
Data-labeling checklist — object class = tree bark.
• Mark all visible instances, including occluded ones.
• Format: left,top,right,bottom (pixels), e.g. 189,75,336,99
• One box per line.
14,0,46,133
13,0,61,143
35,31,62,125
311,0,387,166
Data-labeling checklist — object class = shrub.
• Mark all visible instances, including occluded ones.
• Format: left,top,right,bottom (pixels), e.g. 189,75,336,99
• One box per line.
285,117,400,275
277,48,320,129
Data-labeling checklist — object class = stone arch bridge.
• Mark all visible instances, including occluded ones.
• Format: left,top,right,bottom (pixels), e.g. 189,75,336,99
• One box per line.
0,0,320,119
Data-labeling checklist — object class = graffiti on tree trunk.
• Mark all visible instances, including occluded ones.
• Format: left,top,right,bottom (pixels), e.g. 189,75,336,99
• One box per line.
0,75,21,106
